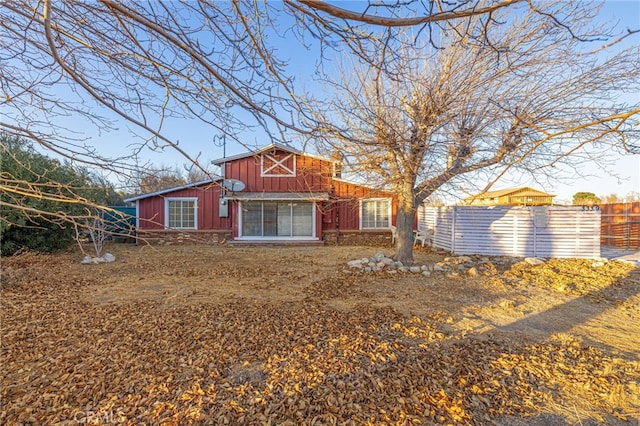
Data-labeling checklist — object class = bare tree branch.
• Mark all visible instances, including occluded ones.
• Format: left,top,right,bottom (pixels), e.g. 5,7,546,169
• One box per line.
294,0,523,27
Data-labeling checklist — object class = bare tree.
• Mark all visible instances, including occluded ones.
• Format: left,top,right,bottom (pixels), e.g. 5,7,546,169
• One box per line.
3,1,547,167
307,1,640,262
602,194,621,204
133,166,187,195
87,214,107,258
184,163,215,185
1,0,303,237
1,0,638,257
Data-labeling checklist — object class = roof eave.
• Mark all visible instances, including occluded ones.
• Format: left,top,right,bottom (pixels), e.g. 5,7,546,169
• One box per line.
123,178,221,202
211,142,337,165
225,192,330,201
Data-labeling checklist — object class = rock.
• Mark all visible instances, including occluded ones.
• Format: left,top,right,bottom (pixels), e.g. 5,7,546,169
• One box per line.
364,267,372,273
398,266,409,273
361,258,370,264
409,266,421,273
347,260,363,268
82,254,115,264
456,256,472,263
395,261,404,268
373,252,386,261
380,257,395,266
422,271,431,277
342,269,351,274
467,267,478,277
524,257,545,266
433,264,445,272
387,269,398,274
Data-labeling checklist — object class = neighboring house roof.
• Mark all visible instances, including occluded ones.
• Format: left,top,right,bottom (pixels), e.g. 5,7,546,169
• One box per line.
211,142,338,165
464,186,555,202
123,179,220,202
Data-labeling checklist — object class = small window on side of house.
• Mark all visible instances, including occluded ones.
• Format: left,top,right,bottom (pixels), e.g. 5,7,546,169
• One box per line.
165,198,197,229
360,198,391,229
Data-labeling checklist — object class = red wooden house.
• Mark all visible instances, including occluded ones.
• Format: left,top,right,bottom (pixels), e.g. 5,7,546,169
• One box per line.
125,143,398,244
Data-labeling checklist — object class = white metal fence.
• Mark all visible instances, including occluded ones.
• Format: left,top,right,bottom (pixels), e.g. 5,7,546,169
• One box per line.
419,205,601,258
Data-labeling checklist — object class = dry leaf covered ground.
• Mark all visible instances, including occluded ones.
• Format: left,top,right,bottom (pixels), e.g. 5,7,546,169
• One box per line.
1,244,639,425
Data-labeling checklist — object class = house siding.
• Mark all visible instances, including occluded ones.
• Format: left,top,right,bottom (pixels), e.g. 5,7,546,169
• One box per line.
137,183,232,231
224,153,331,193
328,180,396,231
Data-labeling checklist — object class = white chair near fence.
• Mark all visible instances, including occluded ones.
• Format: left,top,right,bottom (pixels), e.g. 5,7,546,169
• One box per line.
414,229,433,247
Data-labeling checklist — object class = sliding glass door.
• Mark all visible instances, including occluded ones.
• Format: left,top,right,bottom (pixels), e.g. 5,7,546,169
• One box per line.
241,201,314,238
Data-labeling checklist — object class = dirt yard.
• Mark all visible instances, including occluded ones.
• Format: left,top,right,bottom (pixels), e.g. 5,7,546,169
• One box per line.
1,243,639,425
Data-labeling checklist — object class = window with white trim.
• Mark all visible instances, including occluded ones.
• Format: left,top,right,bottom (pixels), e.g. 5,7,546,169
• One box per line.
361,198,391,229
165,198,197,229
241,201,314,237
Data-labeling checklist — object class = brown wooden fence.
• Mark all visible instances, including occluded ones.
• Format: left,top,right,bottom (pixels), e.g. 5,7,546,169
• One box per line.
600,202,640,248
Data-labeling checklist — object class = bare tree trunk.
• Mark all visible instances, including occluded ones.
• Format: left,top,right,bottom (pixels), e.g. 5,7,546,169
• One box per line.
394,201,416,264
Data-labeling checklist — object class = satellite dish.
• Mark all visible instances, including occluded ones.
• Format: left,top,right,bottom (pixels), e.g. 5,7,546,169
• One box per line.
223,179,245,192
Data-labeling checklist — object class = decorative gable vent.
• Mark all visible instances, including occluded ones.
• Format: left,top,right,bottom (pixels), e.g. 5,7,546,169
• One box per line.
261,151,296,177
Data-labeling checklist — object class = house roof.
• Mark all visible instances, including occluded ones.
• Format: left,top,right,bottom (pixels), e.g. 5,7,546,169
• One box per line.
211,142,338,165
464,186,555,201
125,145,379,204
225,192,330,201
123,178,220,202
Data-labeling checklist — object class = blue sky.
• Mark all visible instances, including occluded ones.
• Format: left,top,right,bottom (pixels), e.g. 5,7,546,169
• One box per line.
529,0,640,203
38,1,640,202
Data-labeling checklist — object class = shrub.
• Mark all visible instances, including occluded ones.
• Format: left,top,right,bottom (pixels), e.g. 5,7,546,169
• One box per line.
0,135,116,256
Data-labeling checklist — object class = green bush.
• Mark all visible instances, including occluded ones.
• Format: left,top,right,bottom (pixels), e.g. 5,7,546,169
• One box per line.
0,135,117,256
